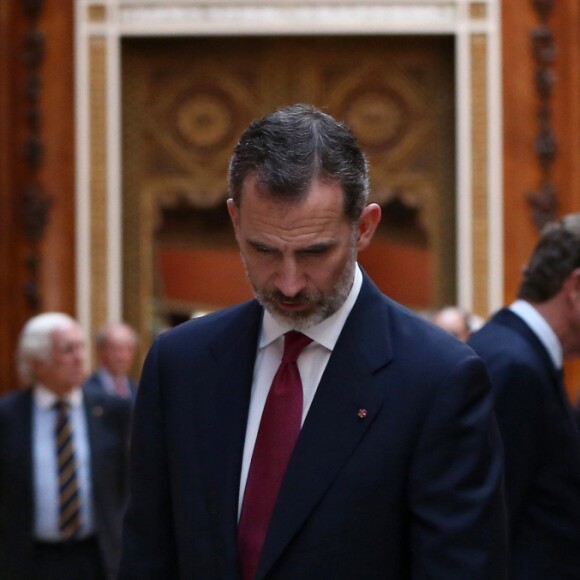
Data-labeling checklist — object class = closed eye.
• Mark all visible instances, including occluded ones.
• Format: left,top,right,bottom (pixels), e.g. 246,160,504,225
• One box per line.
249,242,277,254
299,244,333,256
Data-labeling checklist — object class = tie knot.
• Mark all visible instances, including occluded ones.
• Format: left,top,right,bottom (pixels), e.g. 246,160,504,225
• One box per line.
282,331,312,363
54,399,70,412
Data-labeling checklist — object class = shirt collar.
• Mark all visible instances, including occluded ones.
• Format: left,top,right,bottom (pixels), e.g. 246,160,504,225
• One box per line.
97,367,116,388
33,384,84,410
97,367,112,381
509,299,563,369
260,263,363,352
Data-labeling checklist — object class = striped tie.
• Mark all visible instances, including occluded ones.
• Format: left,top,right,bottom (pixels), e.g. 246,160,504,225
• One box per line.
54,400,82,540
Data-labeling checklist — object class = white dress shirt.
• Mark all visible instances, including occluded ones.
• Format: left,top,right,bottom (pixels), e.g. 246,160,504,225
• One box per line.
238,265,363,514
32,385,95,541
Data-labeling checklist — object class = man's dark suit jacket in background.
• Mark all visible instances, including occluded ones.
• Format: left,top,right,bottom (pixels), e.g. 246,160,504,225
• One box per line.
84,371,138,401
469,308,580,579
0,384,131,579
120,273,507,579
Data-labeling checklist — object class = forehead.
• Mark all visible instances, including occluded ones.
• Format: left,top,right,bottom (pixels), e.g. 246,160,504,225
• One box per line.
238,176,349,240
105,327,135,345
51,323,82,347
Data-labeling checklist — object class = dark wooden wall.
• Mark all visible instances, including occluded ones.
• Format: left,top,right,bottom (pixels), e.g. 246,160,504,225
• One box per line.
502,0,580,398
0,0,579,397
0,0,75,392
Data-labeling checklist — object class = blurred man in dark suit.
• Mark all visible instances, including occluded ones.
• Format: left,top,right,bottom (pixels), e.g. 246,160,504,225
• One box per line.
85,322,138,401
0,312,131,580
469,213,580,579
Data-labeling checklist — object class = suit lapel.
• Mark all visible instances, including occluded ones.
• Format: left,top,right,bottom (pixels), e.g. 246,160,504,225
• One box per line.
83,388,104,495
493,309,571,414
193,301,264,569
258,275,394,578
19,392,34,536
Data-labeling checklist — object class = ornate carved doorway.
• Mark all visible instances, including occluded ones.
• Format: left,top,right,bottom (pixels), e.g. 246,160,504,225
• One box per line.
122,35,455,332
75,1,503,359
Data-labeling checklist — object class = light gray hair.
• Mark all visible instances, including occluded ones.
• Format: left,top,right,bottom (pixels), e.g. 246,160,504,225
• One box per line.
16,312,77,386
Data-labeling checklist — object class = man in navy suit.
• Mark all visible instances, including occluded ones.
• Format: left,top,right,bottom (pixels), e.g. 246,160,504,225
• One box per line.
469,213,580,579
120,104,507,579
84,322,138,401
0,312,131,579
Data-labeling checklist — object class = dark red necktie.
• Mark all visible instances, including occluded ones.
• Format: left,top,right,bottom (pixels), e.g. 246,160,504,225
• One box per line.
238,331,312,580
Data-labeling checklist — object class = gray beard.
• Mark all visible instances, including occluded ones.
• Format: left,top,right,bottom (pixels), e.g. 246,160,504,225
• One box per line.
247,250,357,332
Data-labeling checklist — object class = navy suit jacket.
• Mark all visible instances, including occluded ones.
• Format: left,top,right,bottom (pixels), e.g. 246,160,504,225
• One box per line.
469,308,580,579
84,371,138,401
0,385,131,579
120,274,507,579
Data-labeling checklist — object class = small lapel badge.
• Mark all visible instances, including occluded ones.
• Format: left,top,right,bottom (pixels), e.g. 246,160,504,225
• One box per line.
357,408,368,419
92,405,104,417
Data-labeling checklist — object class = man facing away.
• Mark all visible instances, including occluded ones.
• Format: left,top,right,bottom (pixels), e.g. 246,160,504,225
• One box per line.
84,322,138,401
469,214,580,579
0,312,131,579
119,104,507,579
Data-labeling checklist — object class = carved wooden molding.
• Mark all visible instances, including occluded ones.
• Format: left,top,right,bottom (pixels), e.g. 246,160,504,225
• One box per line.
527,0,558,230
20,0,52,310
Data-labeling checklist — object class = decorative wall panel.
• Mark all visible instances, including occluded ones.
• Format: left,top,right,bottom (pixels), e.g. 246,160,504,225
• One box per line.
76,0,503,347
471,34,489,316
123,35,455,331
89,37,108,330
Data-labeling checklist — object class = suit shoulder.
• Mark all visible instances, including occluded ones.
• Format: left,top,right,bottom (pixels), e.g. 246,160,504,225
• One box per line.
84,385,132,416
0,391,31,432
469,319,552,403
83,372,102,387
360,294,482,391
389,299,476,364
0,389,29,412
155,299,261,349
469,318,542,371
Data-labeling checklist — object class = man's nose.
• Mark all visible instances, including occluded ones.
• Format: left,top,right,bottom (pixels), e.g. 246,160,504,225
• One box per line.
274,258,306,297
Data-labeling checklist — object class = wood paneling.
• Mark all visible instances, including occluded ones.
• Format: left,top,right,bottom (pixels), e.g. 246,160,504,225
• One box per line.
0,0,75,394
502,0,580,402
553,1,580,402
38,0,76,313
501,0,541,303
0,0,35,393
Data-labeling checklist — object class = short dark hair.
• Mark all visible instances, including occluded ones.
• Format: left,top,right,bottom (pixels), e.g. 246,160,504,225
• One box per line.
228,103,369,221
518,213,580,302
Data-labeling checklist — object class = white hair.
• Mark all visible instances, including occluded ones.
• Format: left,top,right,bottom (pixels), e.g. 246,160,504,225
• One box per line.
16,312,77,386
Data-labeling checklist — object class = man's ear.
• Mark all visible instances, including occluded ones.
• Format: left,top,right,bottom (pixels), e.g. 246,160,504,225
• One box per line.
564,268,580,302
357,203,382,251
227,198,240,233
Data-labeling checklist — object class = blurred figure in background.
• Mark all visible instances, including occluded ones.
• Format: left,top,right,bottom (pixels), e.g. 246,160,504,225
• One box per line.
0,312,131,580
432,305,472,342
85,323,138,401
468,213,580,579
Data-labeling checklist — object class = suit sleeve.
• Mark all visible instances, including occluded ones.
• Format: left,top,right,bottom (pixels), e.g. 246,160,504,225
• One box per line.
408,355,508,579
118,339,179,579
